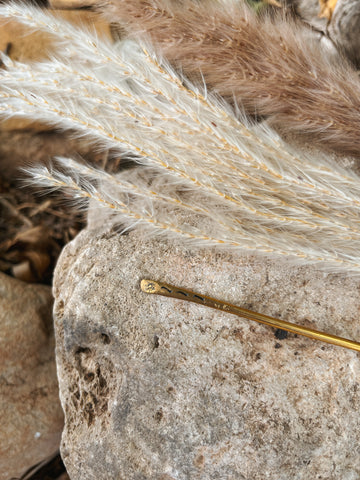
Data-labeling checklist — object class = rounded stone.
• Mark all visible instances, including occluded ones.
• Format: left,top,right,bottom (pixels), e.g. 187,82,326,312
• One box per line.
0,273,64,480
54,228,360,480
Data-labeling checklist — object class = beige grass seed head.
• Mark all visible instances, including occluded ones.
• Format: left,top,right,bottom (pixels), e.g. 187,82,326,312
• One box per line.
1,3,360,273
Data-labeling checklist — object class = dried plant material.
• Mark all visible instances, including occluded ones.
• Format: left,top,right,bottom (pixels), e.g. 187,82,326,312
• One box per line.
319,0,338,20
0,10,110,63
1,4,360,274
0,177,84,284
265,0,282,7
103,0,360,159
49,0,102,9
0,9,111,132
0,18,54,131
1,5,360,273
0,129,116,181
1,223,56,282
246,0,281,12
11,260,35,282
0,117,52,132
57,10,112,39
0,19,54,63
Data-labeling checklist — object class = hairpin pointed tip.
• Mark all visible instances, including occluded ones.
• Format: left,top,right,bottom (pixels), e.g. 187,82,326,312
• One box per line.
140,279,161,294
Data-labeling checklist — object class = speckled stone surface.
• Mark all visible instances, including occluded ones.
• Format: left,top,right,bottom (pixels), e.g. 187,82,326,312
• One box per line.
282,0,360,67
54,228,360,480
0,272,64,480
329,0,360,68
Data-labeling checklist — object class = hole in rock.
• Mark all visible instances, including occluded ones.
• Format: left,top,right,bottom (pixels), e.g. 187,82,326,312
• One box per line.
101,333,111,344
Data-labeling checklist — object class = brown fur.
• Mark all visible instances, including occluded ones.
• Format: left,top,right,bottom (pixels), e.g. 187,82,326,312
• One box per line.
103,0,360,159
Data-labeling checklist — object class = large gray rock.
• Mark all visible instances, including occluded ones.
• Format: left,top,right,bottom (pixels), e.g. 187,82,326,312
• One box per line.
329,0,360,68
283,0,360,67
283,0,328,30
0,273,64,480
54,228,360,480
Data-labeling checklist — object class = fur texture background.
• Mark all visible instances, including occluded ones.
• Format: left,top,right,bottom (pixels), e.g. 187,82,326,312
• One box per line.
103,0,360,159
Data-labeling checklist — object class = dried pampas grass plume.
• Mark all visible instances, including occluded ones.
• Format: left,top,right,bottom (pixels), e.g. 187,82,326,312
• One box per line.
102,0,360,159
1,4,360,273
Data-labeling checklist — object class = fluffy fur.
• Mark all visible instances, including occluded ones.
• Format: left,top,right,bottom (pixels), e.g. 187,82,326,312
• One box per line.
102,0,360,159
1,4,360,273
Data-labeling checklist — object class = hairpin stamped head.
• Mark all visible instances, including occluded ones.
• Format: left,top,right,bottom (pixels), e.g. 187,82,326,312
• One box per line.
140,279,161,294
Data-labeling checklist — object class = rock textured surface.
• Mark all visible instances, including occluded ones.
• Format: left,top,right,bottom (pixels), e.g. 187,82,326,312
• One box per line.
0,273,64,480
283,0,360,67
54,228,360,480
328,0,360,68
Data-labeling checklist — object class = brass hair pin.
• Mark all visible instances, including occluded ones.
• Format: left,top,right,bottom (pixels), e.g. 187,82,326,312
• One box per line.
141,279,360,352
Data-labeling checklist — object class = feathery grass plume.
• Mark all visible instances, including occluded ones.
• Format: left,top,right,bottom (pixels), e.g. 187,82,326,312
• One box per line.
31,157,360,274
2,5,360,272
100,0,360,159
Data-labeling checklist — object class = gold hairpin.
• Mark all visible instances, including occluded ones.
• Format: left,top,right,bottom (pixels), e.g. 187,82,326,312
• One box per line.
141,279,360,352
